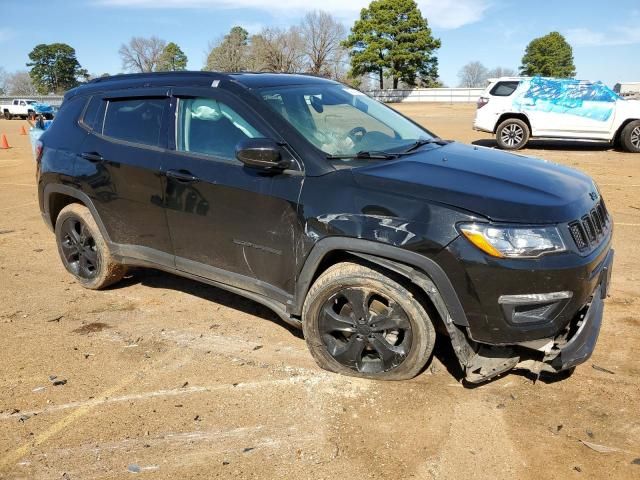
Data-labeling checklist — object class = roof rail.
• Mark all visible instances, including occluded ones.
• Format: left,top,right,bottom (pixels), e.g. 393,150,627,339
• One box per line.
89,71,228,84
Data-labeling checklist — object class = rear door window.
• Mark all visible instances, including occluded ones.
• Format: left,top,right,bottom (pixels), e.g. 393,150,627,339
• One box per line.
103,98,166,147
490,81,520,97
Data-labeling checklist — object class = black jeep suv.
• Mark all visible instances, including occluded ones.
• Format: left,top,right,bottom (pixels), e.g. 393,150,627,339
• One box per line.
37,72,614,383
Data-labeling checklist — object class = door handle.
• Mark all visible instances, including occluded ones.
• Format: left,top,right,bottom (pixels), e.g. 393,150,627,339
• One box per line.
166,169,199,183
80,152,104,163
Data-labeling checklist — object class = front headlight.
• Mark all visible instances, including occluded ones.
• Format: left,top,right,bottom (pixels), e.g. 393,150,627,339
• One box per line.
459,223,566,258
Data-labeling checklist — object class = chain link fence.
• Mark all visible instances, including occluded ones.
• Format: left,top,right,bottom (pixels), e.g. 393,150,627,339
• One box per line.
0,96,65,106
2,89,485,109
366,88,484,103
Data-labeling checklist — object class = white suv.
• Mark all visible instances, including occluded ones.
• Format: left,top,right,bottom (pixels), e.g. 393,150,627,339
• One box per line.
473,76,640,152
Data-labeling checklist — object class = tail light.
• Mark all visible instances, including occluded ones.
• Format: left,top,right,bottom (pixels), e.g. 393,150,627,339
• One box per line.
35,141,44,163
477,97,489,109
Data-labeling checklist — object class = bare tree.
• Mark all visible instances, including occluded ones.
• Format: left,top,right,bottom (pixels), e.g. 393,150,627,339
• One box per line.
0,67,6,95
205,26,249,72
326,46,350,82
249,27,305,73
458,61,489,87
119,36,167,73
300,11,346,76
4,71,38,96
487,66,517,79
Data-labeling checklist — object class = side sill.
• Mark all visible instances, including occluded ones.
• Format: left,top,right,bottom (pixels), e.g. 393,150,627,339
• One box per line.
110,243,300,330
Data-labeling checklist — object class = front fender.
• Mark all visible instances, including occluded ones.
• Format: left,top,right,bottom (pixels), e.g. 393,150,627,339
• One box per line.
292,237,469,328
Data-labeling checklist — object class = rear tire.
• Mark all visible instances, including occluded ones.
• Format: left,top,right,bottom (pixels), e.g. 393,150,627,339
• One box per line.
496,118,530,150
55,204,126,290
3,112,12,120
302,262,436,381
620,120,640,153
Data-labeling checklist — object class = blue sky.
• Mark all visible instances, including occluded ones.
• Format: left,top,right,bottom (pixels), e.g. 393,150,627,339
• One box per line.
1,0,639,88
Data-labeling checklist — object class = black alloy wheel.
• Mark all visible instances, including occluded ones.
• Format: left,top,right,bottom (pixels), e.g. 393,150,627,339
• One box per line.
318,287,412,373
303,262,436,380
59,216,100,280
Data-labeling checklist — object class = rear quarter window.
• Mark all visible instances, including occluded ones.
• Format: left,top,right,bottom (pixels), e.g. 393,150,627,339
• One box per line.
38,95,87,147
490,81,520,97
103,98,166,147
80,95,107,133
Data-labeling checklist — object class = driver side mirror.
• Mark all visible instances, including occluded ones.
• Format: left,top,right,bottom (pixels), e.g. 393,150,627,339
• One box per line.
235,138,291,171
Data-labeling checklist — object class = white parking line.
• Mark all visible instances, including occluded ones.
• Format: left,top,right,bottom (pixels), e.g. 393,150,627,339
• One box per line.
0,377,317,422
599,184,640,187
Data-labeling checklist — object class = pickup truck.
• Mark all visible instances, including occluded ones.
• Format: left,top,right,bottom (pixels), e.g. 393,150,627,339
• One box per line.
1,99,55,120
474,76,640,153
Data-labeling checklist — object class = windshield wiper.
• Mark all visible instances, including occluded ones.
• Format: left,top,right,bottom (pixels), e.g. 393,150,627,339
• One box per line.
401,137,449,153
326,138,451,160
326,150,399,160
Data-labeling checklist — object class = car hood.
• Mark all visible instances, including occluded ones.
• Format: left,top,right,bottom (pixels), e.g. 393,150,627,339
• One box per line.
352,142,597,224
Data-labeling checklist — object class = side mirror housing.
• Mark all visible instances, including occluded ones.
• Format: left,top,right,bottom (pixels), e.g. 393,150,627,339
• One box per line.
236,138,291,171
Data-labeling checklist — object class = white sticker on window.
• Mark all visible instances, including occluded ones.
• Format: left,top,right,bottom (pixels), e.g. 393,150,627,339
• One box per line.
343,87,365,96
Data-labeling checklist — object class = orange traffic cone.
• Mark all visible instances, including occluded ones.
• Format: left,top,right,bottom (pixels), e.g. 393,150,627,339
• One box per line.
0,134,10,149
20,125,27,135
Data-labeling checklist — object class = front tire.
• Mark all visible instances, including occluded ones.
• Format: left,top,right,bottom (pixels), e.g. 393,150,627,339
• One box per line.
496,118,530,150
302,262,436,380
55,204,126,290
620,120,640,153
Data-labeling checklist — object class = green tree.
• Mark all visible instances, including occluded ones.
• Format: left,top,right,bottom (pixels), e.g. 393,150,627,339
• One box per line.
26,43,88,94
206,26,250,72
157,42,188,71
343,0,440,89
520,32,576,78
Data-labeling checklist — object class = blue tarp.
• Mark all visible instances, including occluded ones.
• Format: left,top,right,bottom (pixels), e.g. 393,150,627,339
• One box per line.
511,76,620,122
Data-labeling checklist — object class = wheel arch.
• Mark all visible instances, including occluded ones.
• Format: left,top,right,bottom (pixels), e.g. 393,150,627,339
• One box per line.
43,184,111,243
293,238,468,327
494,112,532,134
613,118,640,145
293,238,476,368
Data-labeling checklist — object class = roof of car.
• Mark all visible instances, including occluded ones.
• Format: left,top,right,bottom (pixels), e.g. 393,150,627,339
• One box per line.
85,71,337,89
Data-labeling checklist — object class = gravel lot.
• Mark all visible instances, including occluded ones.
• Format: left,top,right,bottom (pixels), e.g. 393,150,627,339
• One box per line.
0,104,639,479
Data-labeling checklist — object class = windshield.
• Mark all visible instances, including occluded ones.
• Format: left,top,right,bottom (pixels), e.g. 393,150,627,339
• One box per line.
26,100,37,105
258,84,434,160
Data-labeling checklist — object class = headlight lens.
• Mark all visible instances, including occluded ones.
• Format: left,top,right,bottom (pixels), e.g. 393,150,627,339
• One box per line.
459,223,566,258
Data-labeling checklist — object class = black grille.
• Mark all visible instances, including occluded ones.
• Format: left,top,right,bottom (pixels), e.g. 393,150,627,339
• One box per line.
569,200,610,251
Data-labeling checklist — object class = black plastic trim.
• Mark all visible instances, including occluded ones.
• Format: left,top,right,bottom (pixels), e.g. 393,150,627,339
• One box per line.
112,244,297,328
292,237,469,327
550,285,604,371
42,184,113,242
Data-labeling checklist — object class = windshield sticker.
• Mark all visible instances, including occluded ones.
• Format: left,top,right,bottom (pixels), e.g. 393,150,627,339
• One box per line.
343,87,365,96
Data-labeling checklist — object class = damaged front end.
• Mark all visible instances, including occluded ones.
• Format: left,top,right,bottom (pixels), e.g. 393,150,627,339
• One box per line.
464,281,607,384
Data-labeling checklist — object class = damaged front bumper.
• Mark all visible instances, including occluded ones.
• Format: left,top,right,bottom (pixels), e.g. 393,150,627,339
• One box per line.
464,249,613,383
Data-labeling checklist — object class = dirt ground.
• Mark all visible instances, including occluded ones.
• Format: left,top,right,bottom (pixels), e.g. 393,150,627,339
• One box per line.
0,104,639,479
